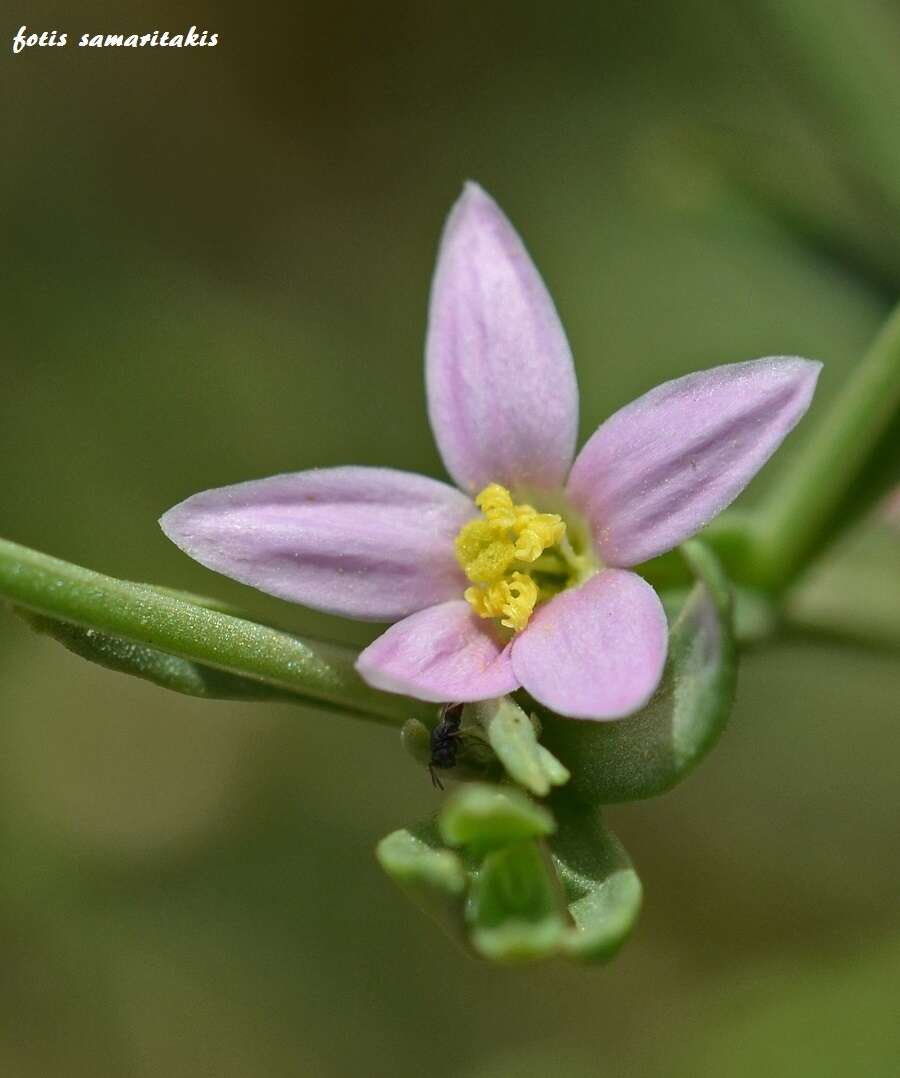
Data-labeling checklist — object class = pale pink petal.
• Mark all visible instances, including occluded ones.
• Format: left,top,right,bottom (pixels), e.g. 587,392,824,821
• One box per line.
511,569,667,720
426,182,579,495
160,467,474,621
356,600,518,701
567,357,822,567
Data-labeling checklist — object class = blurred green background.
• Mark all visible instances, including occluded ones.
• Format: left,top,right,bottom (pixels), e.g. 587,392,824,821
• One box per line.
2,2,899,1075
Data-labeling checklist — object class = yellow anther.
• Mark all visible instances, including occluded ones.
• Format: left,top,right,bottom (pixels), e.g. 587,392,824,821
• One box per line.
464,573,539,633
465,538,516,584
464,583,502,620
454,519,515,584
454,518,496,565
514,514,566,562
500,572,539,631
456,483,566,632
475,483,517,527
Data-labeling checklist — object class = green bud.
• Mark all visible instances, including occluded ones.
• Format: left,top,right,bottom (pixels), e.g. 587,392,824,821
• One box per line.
476,696,570,796
438,783,554,853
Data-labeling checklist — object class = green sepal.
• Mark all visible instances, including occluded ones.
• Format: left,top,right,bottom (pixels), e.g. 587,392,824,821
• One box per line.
550,803,642,962
475,697,570,796
539,540,737,804
438,783,554,854
466,840,567,962
660,583,777,648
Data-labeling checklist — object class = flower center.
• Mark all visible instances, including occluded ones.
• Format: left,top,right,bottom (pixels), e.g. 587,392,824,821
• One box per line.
454,483,593,632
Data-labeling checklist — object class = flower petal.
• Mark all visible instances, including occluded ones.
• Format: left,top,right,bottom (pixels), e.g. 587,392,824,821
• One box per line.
511,569,667,720
426,181,579,495
356,600,519,701
567,357,822,567
160,467,474,621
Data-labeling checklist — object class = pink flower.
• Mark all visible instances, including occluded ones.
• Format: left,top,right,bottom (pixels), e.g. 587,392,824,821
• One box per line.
161,183,821,720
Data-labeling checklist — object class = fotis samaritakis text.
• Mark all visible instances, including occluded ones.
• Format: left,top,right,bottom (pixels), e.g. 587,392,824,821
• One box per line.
11,25,219,54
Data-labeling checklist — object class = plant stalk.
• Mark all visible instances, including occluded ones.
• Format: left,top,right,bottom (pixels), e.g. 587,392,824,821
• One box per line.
752,300,900,590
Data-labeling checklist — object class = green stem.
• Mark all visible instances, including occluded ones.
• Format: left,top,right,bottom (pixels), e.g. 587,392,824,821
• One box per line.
0,538,423,727
782,561,900,655
752,300,900,590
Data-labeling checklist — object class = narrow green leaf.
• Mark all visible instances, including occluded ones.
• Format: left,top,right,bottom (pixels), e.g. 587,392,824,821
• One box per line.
140,584,256,617
539,541,736,803
476,697,570,796
20,612,295,702
0,537,426,726
467,840,567,962
438,784,554,854
550,805,642,962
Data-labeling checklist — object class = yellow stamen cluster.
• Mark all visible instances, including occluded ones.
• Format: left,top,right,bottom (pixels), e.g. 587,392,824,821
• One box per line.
455,483,566,632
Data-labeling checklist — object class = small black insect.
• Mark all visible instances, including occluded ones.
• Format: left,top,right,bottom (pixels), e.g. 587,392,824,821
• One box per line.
429,702,465,789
